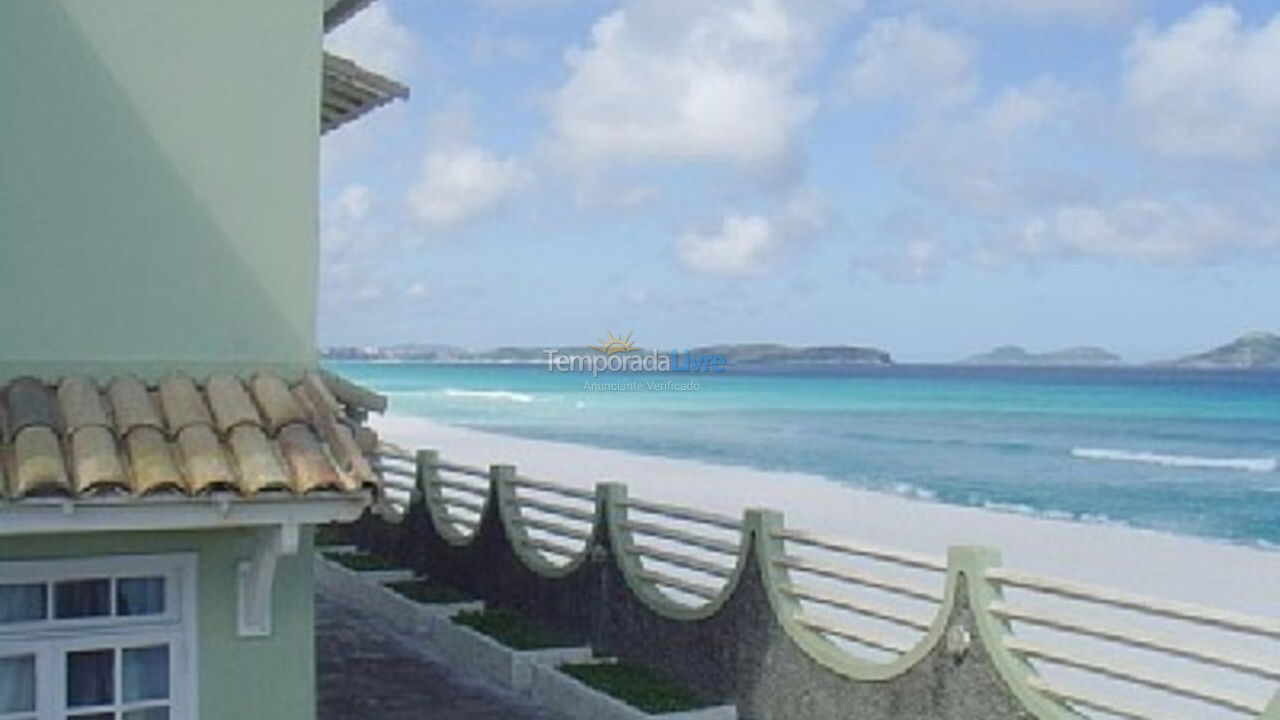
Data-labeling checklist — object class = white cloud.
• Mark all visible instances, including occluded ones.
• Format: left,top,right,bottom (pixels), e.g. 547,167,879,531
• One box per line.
675,188,830,275
892,75,1079,216
405,282,429,299
848,14,977,107
337,184,372,221
677,214,778,275
407,145,531,229
324,4,416,78
1010,196,1280,263
551,0,851,166
1123,5,1280,162
944,0,1137,24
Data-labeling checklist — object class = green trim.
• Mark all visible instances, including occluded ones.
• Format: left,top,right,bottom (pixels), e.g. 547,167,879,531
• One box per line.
417,449,485,547
950,546,1081,720
494,465,591,579
1261,692,1280,720
753,516,1078,719
601,483,751,622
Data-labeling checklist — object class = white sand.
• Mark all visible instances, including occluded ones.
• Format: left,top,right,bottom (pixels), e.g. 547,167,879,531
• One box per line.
373,414,1280,618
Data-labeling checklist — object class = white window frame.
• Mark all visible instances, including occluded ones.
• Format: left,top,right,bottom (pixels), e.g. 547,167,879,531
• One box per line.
0,554,198,720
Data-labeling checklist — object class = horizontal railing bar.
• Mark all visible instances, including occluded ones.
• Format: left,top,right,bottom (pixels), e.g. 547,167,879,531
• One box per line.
628,544,735,578
775,555,944,603
988,568,1280,639
519,536,581,559
1007,638,1267,715
442,512,478,530
619,521,741,556
781,584,932,632
621,498,742,531
381,477,417,494
432,461,491,479
635,570,720,600
516,495,597,523
373,462,416,479
513,515,593,542
1025,677,1170,720
794,614,910,655
510,476,597,501
991,602,1280,682
774,528,947,572
436,494,484,515
434,477,488,496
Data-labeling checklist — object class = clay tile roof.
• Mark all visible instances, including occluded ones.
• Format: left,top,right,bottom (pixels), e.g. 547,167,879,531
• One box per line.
0,372,382,503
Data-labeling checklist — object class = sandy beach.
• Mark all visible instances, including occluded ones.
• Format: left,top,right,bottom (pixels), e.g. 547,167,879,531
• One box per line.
373,413,1280,618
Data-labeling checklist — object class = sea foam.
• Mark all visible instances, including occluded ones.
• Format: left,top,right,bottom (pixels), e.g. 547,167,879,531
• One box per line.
441,388,536,403
1071,447,1277,473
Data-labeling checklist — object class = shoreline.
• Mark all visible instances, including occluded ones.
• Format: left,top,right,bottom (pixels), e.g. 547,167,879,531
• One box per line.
371,413,1280,618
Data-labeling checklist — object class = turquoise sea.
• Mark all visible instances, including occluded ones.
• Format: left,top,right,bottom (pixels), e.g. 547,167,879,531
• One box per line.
329,362,1280,547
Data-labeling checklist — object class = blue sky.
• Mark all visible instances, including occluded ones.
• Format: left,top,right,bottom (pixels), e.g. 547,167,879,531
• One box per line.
319,0,1280,363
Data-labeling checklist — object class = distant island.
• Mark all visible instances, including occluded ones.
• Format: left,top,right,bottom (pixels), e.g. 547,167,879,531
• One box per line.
1163,332,1280,369
688,344,892,366
959,345,1123,367
324,333,1280,370
322,343,894,366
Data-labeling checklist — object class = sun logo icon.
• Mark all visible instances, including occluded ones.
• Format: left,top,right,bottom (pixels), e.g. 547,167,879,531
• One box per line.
591,330,636,356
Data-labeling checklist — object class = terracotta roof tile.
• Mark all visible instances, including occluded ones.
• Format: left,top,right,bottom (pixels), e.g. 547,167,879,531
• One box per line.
250,374,306,433
0,372,381,505
159,375,213,434
302,371,343,416
13,426,69,496
7,377,60,436
58,376,110,430
108,376,163,435
277,424,346,493
126,427,185,495
69,425,127,494
175,425,235,493
227,425,290,495
207,375,262,434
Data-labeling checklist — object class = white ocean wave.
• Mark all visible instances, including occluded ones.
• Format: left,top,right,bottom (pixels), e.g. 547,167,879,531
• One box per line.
888,482,937,501
441,388,536,403
981,501,1076,522
1071,447,1277,473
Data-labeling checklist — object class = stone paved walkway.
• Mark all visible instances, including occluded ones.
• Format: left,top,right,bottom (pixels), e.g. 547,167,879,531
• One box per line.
316,592,568,720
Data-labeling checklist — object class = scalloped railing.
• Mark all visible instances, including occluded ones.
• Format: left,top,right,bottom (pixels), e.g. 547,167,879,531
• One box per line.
364,444,1280,720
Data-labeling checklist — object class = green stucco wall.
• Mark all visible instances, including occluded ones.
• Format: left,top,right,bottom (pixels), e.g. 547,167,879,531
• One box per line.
0,1,322,381
0,528,319,720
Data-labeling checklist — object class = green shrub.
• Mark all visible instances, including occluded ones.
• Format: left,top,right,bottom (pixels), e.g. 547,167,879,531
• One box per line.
561,661,707,714
452,607,571,650
324,551,396,571
386,578,471,604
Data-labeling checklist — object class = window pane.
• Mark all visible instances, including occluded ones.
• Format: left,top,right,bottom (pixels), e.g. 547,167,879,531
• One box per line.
122,645,168,702
66,649,113,707
55,579,110,619
68,714,114,720
0,654,36,713
123,708,169,720
0,584,46,624
117,577,165,617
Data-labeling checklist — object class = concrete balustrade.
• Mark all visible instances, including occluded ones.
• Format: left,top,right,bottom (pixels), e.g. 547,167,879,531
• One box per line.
346,445,1280,720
